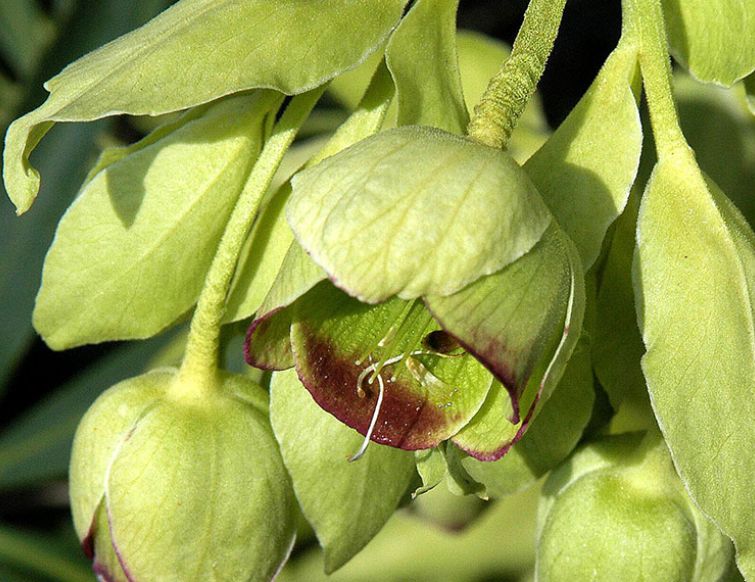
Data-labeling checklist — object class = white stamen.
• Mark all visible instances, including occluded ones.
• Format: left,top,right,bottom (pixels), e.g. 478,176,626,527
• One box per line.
349,372,385,462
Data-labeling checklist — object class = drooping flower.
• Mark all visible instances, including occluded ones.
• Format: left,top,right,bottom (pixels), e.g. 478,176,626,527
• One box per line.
246,125,585,461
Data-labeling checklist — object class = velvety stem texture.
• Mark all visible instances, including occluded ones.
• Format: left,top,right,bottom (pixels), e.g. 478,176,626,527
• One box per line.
178,88,325,395
629,0,689,160
466,0,567,150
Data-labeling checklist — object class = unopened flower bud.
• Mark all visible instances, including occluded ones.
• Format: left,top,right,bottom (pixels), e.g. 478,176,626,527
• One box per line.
536,432,732,582
70,368,295,581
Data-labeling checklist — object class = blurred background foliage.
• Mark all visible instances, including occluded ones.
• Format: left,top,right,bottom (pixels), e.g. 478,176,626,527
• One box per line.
0,1,752,580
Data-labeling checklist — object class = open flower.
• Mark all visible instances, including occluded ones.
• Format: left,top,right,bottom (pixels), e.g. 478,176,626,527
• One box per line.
246,126,584,461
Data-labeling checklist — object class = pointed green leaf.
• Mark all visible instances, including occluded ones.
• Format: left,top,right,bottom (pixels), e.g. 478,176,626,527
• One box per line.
288,126,551,303
33,91,279,349
635,156,755,577
593,190,647,410
524,39,642,268
662,0,755,86
427,223,585,460
3,0,408,213
386,0,468,133
461,336,594,498
290,284,493,450
270,369,416,573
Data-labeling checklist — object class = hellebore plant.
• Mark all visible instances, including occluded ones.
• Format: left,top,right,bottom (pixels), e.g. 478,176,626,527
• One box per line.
1,0,754,580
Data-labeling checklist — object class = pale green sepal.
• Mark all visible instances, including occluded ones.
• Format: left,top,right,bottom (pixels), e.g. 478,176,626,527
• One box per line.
428,223,585,460
3,0,408,213
69,369,170,542
536,433,733,582
288,126,551,303
385,0,468,133
456,30,549,163
635,157,755,578
524,40,642,269
461,336,594,498
662,0,755,86
104,376,294,582
241,63,395,326
33,92,278,349
270,369,415,574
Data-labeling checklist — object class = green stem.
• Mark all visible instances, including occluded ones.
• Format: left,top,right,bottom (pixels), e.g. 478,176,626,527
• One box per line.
176,88,325,396
467,0,567,150
628,0,689,160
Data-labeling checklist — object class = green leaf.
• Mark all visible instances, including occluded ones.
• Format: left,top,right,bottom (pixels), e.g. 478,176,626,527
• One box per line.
426,223,585,460
386,0,468,133
524,38,642,269
634,155,755,577
288,126,551,303
593,190,647,411
33,91,279,349
0,0,54,78
675,72,755,225
456,30,549,164
0,332,173,491
662,0,755,86
270,369,416,573
0,524,91,582
277,483,539,582
3,0,408,213
461,336,594,498
229,64,395,324
291,285,493,451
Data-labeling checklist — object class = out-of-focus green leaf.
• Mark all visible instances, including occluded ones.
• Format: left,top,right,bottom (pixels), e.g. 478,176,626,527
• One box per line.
278,483,540,582
386,0,468,133
270,369,415,574
0,0,187,392
662,0,755,86
3,0,408,213
0,333,173,491
674,73,755,224
0,524,90,582
0,0,54,78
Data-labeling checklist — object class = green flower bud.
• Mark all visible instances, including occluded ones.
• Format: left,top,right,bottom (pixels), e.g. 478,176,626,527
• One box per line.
70,368,295,582
536,433,733,582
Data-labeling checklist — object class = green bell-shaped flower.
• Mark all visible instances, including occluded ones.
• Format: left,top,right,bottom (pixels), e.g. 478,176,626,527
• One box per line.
536,432,733,582
70,368,296,582
246,125,584,462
